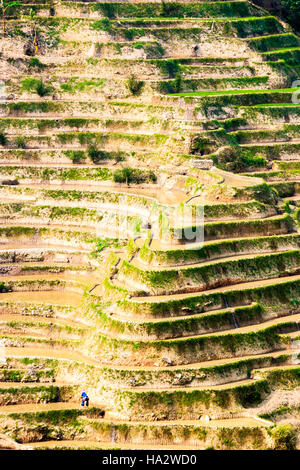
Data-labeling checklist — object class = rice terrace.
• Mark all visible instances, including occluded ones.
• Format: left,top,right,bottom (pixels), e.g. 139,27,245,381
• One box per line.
0,0,299,452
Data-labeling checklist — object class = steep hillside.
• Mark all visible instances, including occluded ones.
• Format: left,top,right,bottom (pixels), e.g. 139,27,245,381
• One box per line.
0,0,299,450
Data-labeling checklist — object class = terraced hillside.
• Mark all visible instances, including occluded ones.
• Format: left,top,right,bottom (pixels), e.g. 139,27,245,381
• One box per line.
0,0,299,451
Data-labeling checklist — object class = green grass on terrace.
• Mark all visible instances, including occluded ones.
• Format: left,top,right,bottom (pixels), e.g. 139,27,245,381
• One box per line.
260,47,300,55
11,0,268,19
249,103,300,108
6,15,276,24
113,16,270,23
169,88,297,97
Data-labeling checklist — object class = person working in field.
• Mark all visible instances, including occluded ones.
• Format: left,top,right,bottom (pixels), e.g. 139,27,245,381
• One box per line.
81,390,89,407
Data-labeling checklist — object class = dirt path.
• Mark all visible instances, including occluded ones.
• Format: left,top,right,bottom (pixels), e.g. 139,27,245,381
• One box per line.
83,416,271,428
0,272,99,284
119,378,257,392
165,312,300,340
132,313,300,344
111,304,239,324
0,291,83,307
3,347,295,372
0,313,88,328
0,180,188,206
147,234,276,251
30,440,208,450
0,262,92,269
108,304,296,327
0,382,70,389
132,249,294,271
0,402,81,414
212,168,263,187
240,139,300,147
0,223,98,233
0,400,271,427
0,245,90,253
4,347,102,367
131,274,300,302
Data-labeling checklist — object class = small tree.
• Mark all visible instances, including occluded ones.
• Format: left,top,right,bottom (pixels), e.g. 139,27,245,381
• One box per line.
0,0,21,34
88,145,105,164
113,167,133,186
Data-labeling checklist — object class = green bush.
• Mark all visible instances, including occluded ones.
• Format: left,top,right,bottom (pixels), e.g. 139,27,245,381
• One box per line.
214,147,268,172
29,57,45,69
133,42,165,58
65,150,86,164
0,282,9,293
251,183,279,205
16,136,26,149
21,78,53,97
158,73,182,93
283,201,292,214
36,79,52,97
270,424,297,450
290,298,300,309
113,167,156,185
0,133,7,146
126,74,144,96
91,19,113,32
155,59,180,78
95,3,116,18
160,1,178,17
87,145,106,164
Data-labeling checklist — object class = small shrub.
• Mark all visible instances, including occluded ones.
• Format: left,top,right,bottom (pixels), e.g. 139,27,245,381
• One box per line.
95,240,104,252
134,42,165,58
95,4,116,18
36,79,52,97
123,28,144,41
126,74,144,96
29,57,44,69
157,59,180,78
270,424,297,450
65,150,86,164
114,152,125,163
113,167,133,185
0,133,7,146
21,78,53,97
289,298,300,310
16,136,26,148
161,1,178,17
158,73,182,94
252,183,278,205
113,167,156,185
173,73,182,92
88,146,106,164
283,201,292,214
91,19,113,32
0,282,9,293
